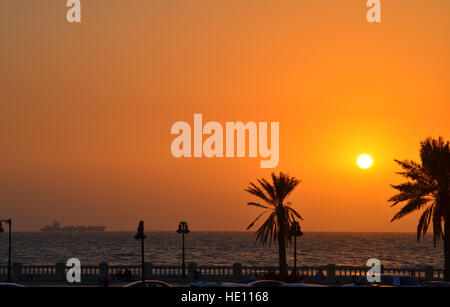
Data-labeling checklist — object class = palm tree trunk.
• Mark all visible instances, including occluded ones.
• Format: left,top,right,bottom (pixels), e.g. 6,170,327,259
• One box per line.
445,220,450,282
278,229,288,280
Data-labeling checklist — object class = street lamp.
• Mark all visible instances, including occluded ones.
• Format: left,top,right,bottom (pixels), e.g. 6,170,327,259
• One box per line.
289,221,303,278
176,221,190,278
134,221,146,284
0,219,12,282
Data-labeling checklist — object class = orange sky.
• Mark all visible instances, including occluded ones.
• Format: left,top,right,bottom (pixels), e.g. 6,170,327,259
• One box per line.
0,0,449,231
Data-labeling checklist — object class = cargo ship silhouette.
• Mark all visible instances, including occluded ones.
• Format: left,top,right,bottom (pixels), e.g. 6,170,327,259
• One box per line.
40,221,106,232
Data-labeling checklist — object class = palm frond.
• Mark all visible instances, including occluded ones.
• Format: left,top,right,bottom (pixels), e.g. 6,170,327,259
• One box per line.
272,172,301,203
432,204,444,246
258,178,276,202
255,212,277,246
420,137,450,181
417,205,433,241
391,197,430,221
246,210,270,230
247,202,270,210
287,207,303,220
244,182,272,204
389,182,434,206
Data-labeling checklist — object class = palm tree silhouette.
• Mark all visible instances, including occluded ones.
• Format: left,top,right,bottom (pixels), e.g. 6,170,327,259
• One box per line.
389,137,450,281
245,172,302,279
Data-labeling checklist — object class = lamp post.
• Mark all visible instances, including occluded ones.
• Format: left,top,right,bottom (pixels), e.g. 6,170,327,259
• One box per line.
0,219,12,282
176,221,190,278
289,221,303,278
134,221,146,284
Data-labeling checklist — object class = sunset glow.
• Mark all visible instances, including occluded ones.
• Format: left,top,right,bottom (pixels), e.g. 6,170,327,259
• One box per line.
0,0,449,233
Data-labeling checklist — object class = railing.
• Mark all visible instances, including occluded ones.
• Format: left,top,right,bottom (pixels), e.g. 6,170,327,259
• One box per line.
0,262,444,284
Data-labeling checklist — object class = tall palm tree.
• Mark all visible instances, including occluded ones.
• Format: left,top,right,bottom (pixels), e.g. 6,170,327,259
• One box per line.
245,172,302,279
389,137,450,281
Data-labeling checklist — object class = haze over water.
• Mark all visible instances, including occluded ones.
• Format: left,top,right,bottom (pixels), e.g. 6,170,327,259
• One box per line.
0,232,443,269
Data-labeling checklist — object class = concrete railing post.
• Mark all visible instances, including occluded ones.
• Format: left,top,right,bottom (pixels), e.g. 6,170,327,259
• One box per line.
425,266,434,281
144,262,152,279
12,262,22,281
188,262,198,279
326,264,336,284
99,262,109,279
55,262,66,281
233,263,243,281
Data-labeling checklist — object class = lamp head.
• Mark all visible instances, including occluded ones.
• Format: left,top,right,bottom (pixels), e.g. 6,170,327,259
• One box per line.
134,221,146,241
290,221,303,237
177,221,190,234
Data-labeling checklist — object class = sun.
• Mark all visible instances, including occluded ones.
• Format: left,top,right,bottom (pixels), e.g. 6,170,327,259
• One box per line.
357,154,373,169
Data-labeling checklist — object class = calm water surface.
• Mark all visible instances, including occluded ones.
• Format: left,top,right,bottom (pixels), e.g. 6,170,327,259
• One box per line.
0,232,444,268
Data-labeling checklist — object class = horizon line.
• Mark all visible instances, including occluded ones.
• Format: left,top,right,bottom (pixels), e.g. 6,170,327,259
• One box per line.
14,230,420,234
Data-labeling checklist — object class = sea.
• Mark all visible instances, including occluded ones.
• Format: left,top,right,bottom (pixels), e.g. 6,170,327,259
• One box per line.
0,232,444,269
